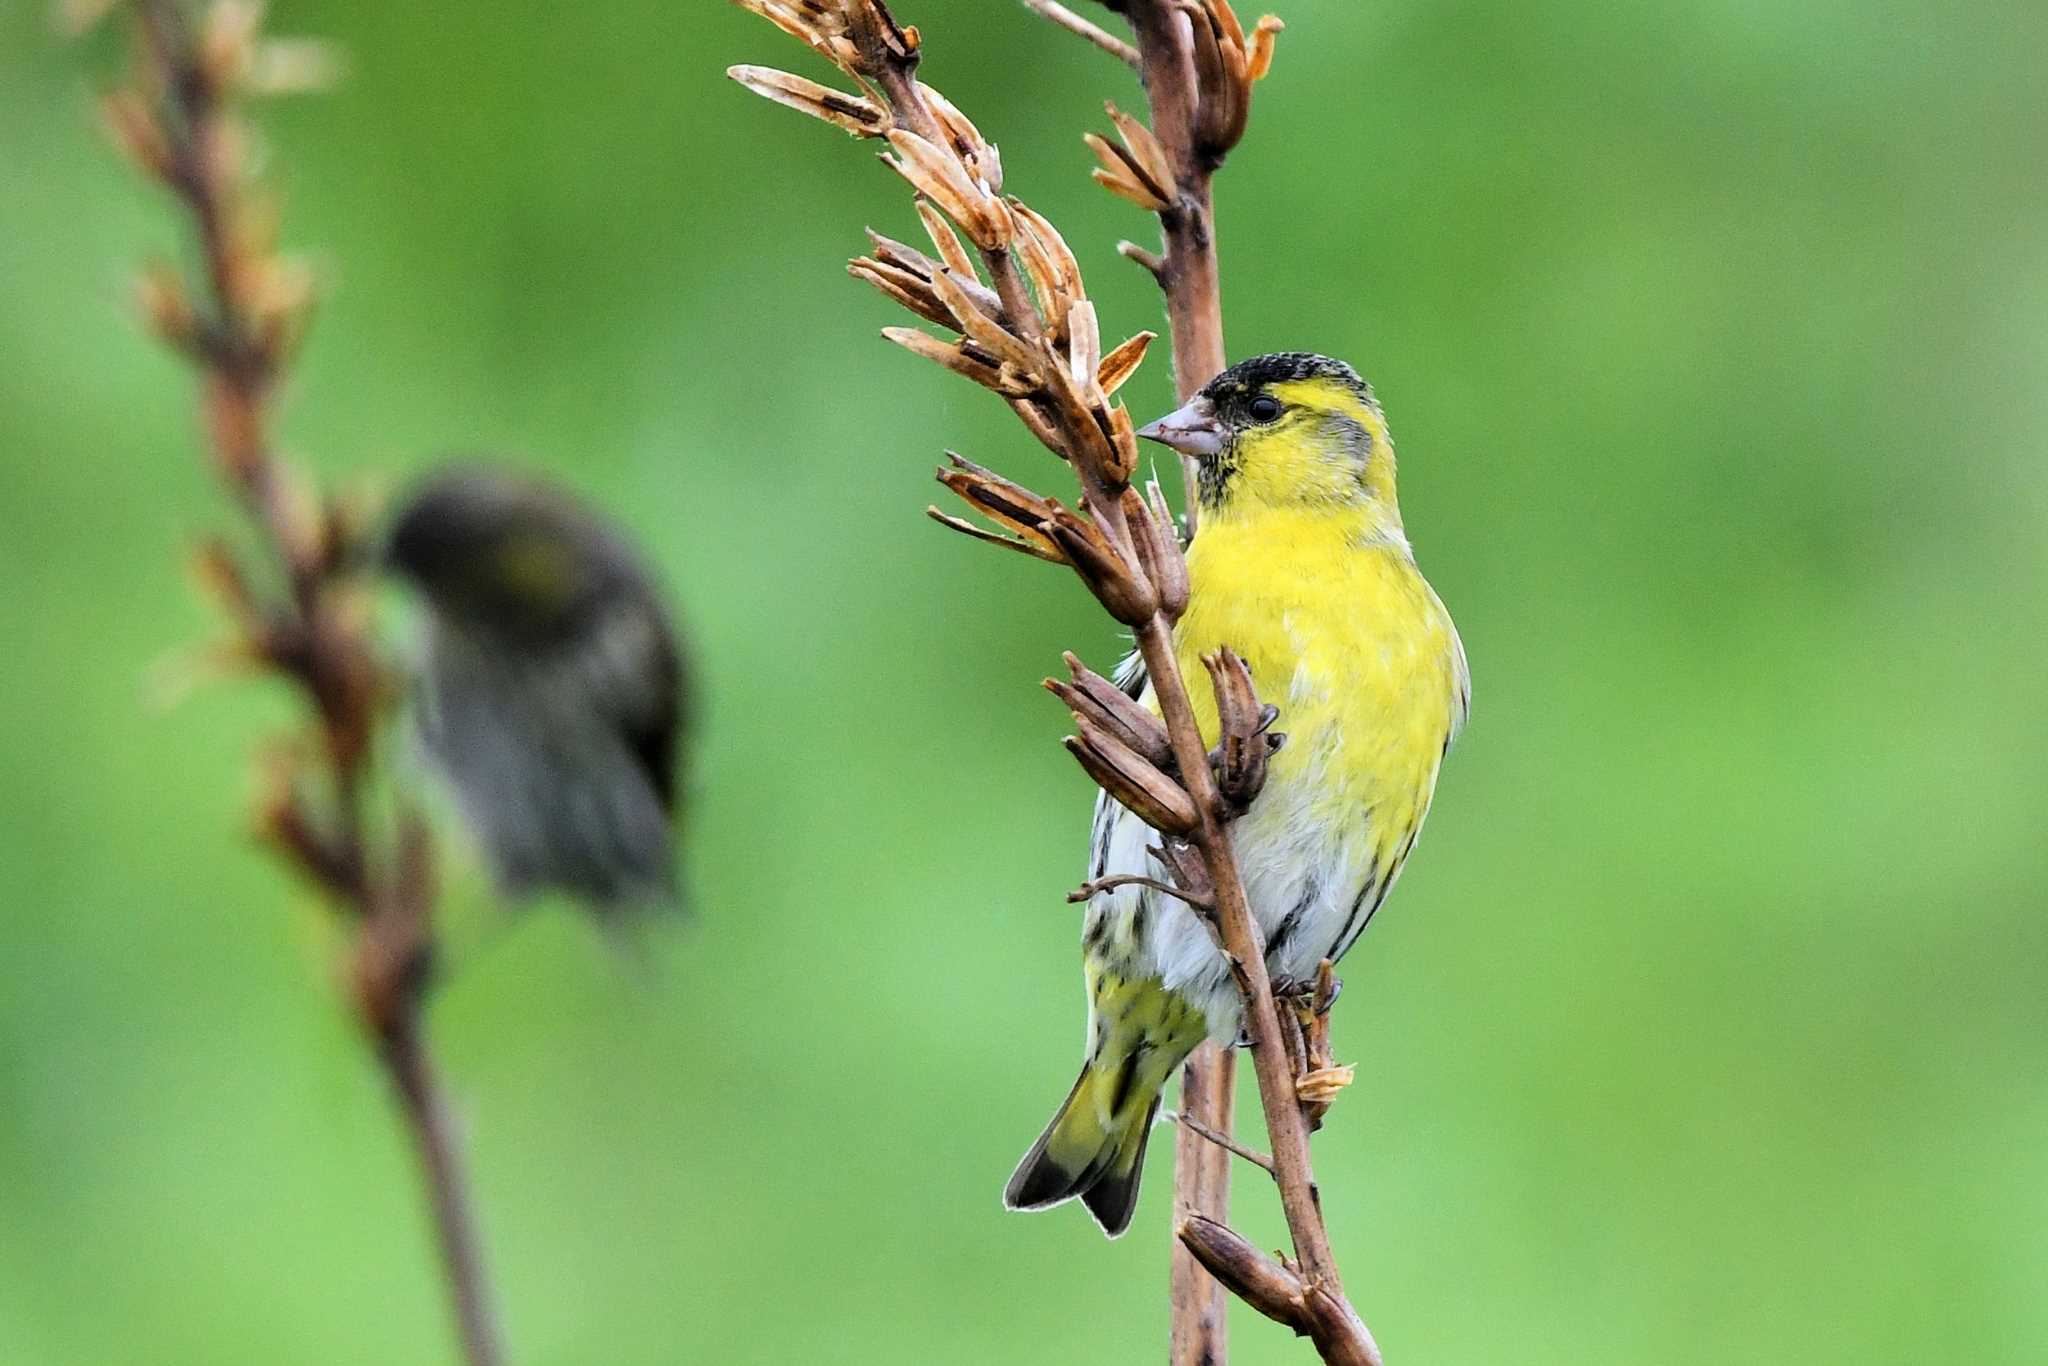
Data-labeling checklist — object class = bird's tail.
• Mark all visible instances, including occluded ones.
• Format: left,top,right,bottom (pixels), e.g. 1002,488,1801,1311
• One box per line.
1004,979,1204,1237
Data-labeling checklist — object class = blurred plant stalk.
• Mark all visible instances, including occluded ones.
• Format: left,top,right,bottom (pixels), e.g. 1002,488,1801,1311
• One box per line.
729,3,1378,1361
82,3,504,1363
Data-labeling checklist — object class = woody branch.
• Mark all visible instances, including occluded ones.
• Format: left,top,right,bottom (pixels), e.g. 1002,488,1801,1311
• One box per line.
729,3,1378,1362
1063,2,1279,1357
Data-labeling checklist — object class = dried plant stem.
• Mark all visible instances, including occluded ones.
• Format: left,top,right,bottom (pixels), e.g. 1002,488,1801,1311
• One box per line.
1020,0,1138,66
1175,1093,1265,1173
1172,1046,1236,1358
1101,7,1239,1357
380,1019,507,1366
1136,607,1377,1361
1078,4,1377,1359
111,5,503,1363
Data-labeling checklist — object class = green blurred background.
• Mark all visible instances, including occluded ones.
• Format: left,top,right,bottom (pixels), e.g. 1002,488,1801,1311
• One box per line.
4,0,2045,1361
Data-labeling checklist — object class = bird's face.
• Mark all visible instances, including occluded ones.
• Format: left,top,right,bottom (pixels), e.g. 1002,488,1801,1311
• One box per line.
1138,352,1400,531
383,470,603,643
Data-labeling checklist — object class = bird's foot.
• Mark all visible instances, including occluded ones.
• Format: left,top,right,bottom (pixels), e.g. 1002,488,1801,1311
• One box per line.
1271,970,1342,1016
1281,960,1349,1128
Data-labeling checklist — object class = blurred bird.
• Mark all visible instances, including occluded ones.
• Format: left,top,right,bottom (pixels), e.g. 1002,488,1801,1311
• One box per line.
1005,353,1470,1236
382,467,688,915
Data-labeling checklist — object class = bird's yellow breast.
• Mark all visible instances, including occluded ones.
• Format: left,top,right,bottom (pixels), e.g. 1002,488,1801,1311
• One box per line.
1176,506,1465,871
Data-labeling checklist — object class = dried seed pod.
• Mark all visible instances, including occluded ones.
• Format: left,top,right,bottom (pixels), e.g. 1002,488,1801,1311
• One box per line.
1066,299,1103,405
1097,330,1155,396
882,129,1011,250
848,256,955,329
1046,651,1173,769
732,0,862,72
1006,198,1084,340
934,454,1066,556
248,254,316,368
244,38,348,95
1127,483,1189,620
914,197,979,281
1066,718,1200,837
864,227,938,275
1086,132,1171,212
1104,103,1176,198
917,82,1004,194
1045,506,1156,625
251,744,360,895
1246,15,1285,82
863,227,1005,321
1104,401,1141,485
927,267,1041,377
727,65,889,138
926,507,1066,563
1006,397,1070,460
882,326,1034,397
199,0,265,93
100,89,175,181
187,536,267,641
1187,12,1244,155
1177,1215,1312,1328
1207,0,1250,51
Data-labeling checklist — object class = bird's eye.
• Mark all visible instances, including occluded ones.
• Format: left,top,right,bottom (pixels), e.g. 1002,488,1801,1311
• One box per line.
1247,395,1283,423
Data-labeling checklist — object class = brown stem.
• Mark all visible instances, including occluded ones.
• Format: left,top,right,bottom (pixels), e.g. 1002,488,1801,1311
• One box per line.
1179,1216,1380,1366
379,1016,507,1366
1121,2,1228,535
1068,872,1211,909
1156,168,1226,402
1108,4,1378,1362
1172,1044,1237,1360
1176,1098,1267,1173
1107,6,1234,1359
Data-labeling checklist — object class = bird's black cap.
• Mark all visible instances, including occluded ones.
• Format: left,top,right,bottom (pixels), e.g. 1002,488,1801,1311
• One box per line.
1200,352,1370,402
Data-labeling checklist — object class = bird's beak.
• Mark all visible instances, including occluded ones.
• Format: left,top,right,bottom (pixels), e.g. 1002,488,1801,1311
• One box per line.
1136,399,1227,458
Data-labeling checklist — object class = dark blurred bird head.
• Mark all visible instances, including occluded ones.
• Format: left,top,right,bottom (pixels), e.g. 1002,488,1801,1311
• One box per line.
382,465,689,915
383,467,634,646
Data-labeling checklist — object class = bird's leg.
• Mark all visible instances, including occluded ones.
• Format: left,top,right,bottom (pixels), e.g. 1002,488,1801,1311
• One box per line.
1287,960,1356,1130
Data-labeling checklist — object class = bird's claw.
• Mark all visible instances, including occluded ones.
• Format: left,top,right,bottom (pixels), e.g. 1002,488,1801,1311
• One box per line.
1271,972,1339,1014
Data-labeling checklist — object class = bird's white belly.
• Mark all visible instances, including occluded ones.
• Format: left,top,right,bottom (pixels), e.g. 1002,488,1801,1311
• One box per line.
1089,721,1382,1043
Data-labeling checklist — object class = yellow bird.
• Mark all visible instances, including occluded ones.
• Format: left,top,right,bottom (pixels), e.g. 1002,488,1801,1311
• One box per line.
1004,352,1470,1236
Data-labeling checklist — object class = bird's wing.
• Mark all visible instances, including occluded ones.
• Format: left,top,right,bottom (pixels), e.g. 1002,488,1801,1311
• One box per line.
1111,645,1147,700
624,622,686,815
